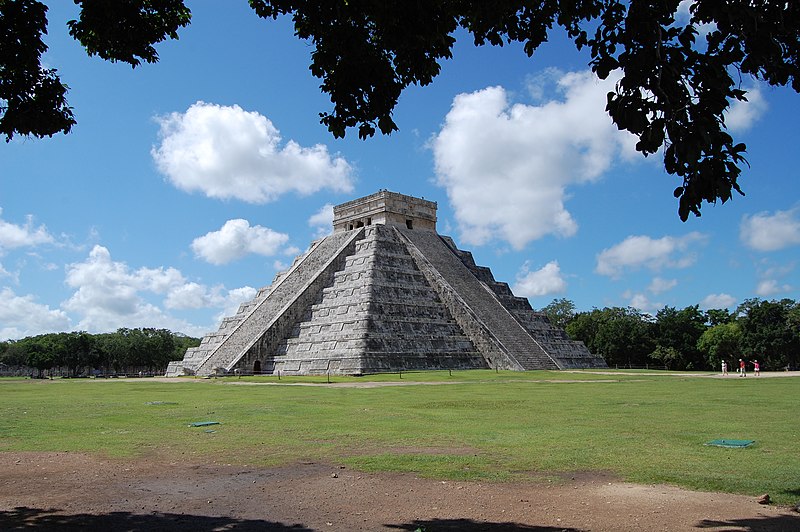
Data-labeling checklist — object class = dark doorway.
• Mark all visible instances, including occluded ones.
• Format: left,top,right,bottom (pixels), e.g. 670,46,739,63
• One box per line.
253,360,262,374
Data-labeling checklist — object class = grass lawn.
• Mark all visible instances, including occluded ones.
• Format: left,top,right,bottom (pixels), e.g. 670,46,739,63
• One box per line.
1,370,798,504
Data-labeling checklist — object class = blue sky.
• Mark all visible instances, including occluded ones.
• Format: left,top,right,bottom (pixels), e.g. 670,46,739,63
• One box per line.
2,2,799,341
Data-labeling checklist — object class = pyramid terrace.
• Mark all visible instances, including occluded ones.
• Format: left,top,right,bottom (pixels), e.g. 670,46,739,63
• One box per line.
167,191,605,376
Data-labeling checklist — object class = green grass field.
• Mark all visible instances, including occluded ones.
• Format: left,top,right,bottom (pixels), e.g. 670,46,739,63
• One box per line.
1,370,798,504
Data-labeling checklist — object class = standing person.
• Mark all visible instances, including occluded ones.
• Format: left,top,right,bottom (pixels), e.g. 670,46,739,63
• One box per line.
722,360,728,376
753,360,760,376
739,358,747,377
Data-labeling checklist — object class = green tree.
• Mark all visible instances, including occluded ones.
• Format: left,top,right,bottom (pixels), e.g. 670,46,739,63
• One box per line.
704,308,734,327
153,328,178,367
0,0,75,139
648,346,683,370
697,322,742,370
0,340,27,366
652,305,707,370
39,332,70,370
540,298,576,330
62,331,97,376
93,328,180,372
567,307,654,368
737,298,800,370
172,332,201,359
3,1,799,218
94,331,127,372
19,336,56,378
566,310,601,352
1,329,196,375
137,328,176,370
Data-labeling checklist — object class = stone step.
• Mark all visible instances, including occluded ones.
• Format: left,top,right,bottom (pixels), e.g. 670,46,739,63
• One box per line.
268,225,482,373
169,191,604,377
398,228,559,370
193,229,362,374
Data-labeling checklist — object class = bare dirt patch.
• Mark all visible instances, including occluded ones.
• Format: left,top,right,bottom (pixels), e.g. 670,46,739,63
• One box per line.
1,452,797,531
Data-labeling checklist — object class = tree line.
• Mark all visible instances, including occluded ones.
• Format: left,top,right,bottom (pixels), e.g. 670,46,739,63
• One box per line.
2,297,798,376
0,328,200,378
542,297,800,371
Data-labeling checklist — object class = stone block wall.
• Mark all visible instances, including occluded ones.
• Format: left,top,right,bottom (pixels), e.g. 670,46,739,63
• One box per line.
397,229,532,370
223,229,364,374
185,230,362,375
264,225,486,375
169,196,604,376
443,237,607,369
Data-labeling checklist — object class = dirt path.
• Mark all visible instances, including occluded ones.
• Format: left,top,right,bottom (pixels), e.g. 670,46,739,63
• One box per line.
1,452,798,531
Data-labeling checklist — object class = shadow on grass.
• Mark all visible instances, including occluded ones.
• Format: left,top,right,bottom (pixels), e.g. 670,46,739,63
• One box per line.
696,515,800,531
780,487,800,498
0,506,312,531
386,518,585,531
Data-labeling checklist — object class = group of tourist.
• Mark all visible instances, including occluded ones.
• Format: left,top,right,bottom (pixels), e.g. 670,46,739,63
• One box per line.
721,359,760,377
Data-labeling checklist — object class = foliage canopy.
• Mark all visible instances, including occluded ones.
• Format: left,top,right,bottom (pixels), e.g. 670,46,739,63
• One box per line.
1,1,799,219
559,297,800,370
0,328,199,377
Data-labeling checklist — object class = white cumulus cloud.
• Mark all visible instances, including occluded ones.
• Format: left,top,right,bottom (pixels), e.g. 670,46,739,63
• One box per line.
63,245,200,333
626,292,661,314
163,282,214,310
0,209,54,252
164,282,257,316
165,283,259,334
512,261,567,298
212,286,259,325
308,203,334,237
755,279,792,297
740,208,800,252
152,101,354,203
191,219,290,265
700,293,737,309
648,277,677,294
0,287,72,340
725,84,767,132
432,70,638,250
596,232,707,278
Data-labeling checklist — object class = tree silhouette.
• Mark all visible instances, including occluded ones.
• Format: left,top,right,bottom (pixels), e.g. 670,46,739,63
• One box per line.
2,1,798,219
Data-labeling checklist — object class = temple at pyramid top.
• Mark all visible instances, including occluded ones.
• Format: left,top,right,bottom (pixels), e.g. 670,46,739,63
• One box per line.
333,190,437,232
167,191,606,377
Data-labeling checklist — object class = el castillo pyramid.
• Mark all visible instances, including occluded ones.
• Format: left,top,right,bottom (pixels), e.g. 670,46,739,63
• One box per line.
166,191,606,376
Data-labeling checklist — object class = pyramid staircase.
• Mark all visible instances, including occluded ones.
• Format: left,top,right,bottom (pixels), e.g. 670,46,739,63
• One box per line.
267,225,487,374
167,192,605,376
165,229,362,376
438,237,606,369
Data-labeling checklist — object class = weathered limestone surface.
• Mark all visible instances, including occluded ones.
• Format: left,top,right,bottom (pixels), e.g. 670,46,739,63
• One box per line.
167,229,363,377
333,190,437,233
398,228,559,370
264,225,487,375
439,237,605,369
168,191,605,376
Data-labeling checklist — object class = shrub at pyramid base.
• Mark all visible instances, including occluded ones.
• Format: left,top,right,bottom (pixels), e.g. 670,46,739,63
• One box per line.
166,191,606,376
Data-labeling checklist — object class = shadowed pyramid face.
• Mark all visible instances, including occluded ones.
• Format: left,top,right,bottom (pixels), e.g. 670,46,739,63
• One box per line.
167,193,606,377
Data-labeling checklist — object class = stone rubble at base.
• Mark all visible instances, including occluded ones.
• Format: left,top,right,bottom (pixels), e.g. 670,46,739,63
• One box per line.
166,191,606,377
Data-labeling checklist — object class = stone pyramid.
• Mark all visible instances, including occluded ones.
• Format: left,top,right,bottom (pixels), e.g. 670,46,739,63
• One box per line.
166,191,605,376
